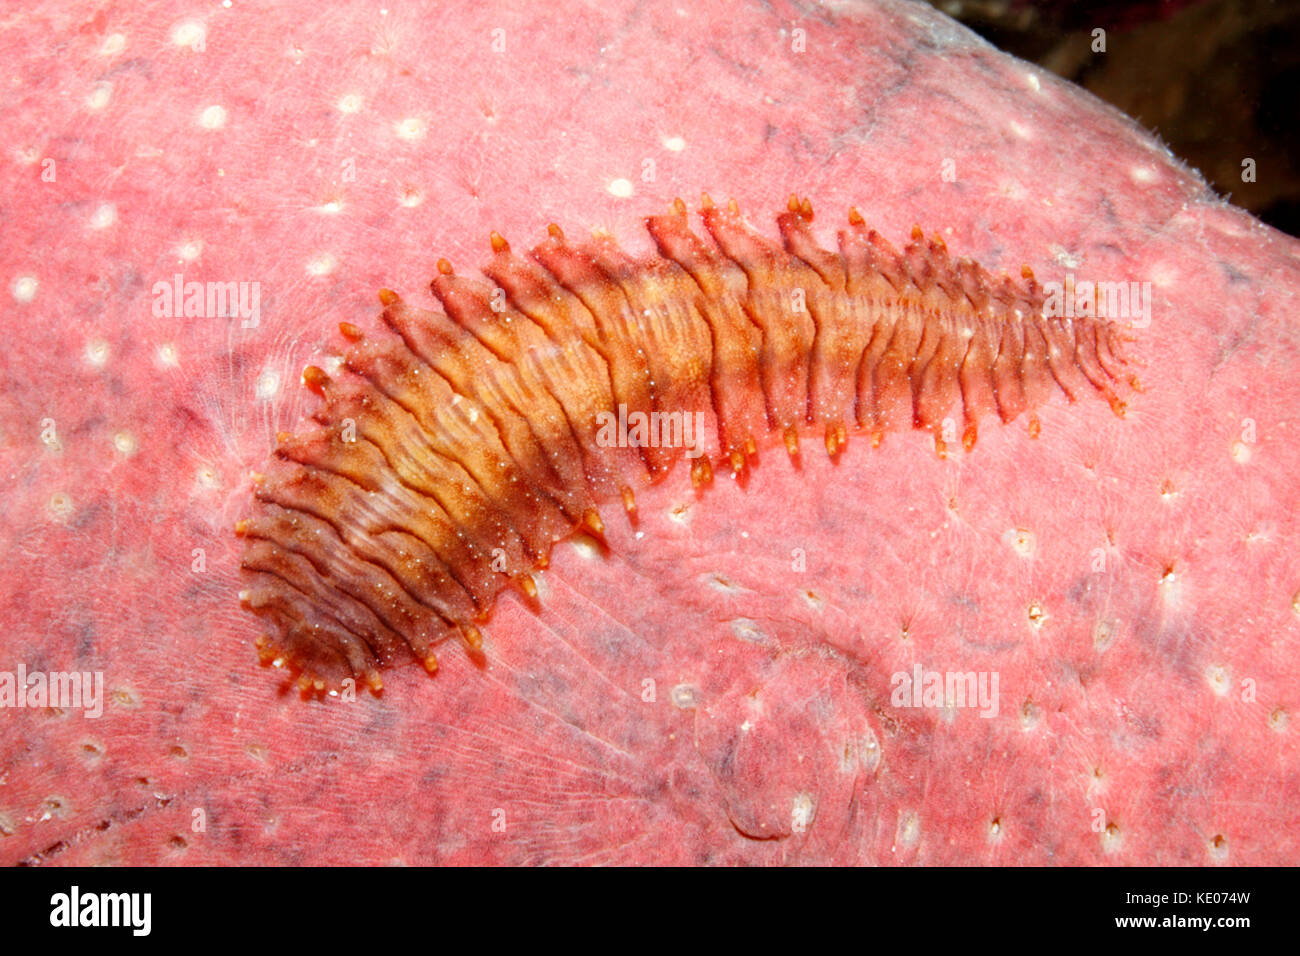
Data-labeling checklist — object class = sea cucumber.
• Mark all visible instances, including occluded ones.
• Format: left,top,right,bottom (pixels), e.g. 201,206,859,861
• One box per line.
235,195,1137,693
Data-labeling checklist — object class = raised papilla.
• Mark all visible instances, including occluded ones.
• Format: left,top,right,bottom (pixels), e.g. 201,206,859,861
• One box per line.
236,195,1138,693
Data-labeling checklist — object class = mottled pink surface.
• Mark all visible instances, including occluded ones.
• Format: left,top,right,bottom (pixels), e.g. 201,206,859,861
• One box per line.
2,0,1298,865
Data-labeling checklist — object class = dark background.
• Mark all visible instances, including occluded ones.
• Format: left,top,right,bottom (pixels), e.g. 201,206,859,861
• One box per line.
928,0,1300,236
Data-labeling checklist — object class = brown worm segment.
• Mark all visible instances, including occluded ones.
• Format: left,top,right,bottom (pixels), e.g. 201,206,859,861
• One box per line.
235,194,1138,694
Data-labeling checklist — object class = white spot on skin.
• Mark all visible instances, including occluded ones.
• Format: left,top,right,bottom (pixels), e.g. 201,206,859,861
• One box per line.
178,240,203,261
791,793,815,833
670,684,699,709
337,94,363,114
85,340,109,367
306,254,337,276
395,117,426,140
527,569,550,602
38,797,72,822
861,733,881,773
398,187,423,208
1149,263,1178,289
1269,707,1289,732
894,810,920,850
199,105,228,130
1158,564,1183,606
48,493,73,521
100,33,127,57
1053,248,1082,269
668,501,692,524
318,199,343,214
89,203,117,230
1131,166,1158,184
1088,765,1107,795
1212,216,1250,240
569,536,599,560
1207,833,1228,863
85,83,112,111
1000,181,1028,202
1003,527,1036,558
839,732,881,774
1093,618,1118,652
156,343,179,368
170,21,207,49
1007,120,1031,140
1026,601,1047,630
112,431,137,456
11,276,37,303
255,369,281,400
706,573,744,594
729,618,767,644
196,464,219,489
1205,664,1231,696
1025,73,1041,93
1020,699,1043,731
663,135,686,152
1101,822,1122,853
607,178,634,199
1242,526,1273,546
1230,440,1251,464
